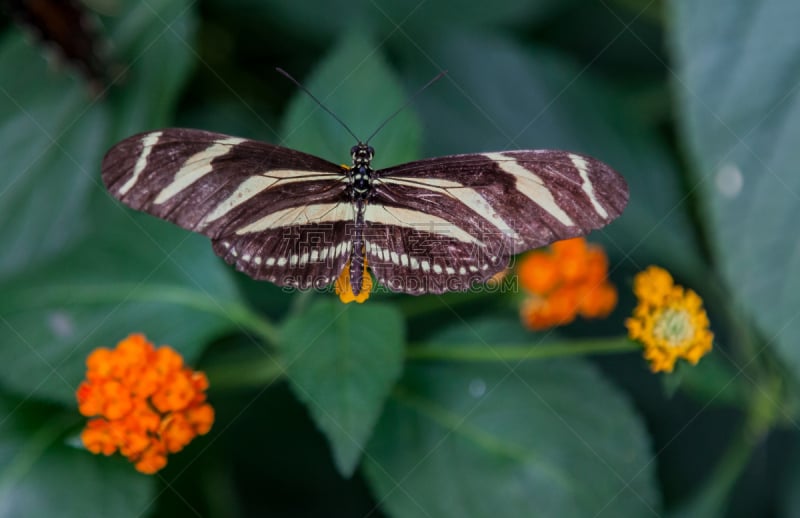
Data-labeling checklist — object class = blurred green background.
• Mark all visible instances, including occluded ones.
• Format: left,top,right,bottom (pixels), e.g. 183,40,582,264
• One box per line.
2,0,800,516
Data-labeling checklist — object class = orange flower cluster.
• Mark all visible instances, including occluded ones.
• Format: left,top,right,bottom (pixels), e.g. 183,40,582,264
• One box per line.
76,334,214,474
517,237,617,330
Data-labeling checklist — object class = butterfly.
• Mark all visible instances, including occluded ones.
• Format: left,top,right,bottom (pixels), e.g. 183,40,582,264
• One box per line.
101,126,628,295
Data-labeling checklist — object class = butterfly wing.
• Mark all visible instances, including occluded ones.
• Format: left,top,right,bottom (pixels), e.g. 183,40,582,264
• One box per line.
366,150,628,294
102,128,353,288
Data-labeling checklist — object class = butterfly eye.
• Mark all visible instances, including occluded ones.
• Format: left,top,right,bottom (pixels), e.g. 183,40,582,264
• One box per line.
367,146,375,157
350,146,359,156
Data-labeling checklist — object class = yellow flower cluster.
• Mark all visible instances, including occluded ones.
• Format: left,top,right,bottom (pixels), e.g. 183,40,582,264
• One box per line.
626,266,713,372
76,334,214,474
517,237,618,330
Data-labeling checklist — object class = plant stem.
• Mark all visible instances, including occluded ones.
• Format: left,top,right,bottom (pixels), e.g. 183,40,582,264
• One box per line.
406,336,638,362
670,377,777,518
205,353,285,390
223,303,280,346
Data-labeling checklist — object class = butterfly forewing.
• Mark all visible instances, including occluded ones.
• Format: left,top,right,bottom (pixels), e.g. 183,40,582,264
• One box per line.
102,129,352,288
366,150,628,293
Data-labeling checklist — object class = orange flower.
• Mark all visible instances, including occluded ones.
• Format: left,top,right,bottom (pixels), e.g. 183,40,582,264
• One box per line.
551,237,590,284
625,266,713,372
76,334,214,474
517,252,559,294
516,237,617,330
578,282,618,319
335,255,372,304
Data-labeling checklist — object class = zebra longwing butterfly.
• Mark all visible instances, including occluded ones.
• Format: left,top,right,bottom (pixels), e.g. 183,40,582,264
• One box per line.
101,127,628,295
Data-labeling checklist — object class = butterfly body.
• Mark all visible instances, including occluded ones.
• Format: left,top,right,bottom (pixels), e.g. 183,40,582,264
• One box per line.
346,143,376,294
102,129,628,295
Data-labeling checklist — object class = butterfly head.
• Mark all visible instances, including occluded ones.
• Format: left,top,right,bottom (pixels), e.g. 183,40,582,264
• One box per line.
351,143,374,167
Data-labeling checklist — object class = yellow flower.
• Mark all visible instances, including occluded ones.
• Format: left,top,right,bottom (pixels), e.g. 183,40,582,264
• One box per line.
516,237,617,330
76,334,214,474
632,265,675,307
335,256,372,303
626,266,713,373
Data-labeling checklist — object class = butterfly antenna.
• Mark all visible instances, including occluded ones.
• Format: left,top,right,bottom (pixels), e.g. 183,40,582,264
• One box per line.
365,70,447,144
276,67,362,143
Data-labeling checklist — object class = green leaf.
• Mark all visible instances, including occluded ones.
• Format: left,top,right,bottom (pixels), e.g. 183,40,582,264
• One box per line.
104,0,198,134
363,321,659,517
0,0,196,279
366,368,658,517
0,209,243,405
401,32,704,278
668,1,800,372
281,31,421,170
0,395,154,518
280,300,405,477
0,33,104,278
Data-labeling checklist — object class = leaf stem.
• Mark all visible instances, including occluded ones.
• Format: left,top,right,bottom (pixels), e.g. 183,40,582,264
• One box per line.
222,303,280,346
406,336,638,362
204,353,285,390
4,283,281,347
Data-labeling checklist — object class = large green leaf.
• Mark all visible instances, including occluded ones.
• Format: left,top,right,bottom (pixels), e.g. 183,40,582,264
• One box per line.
281,31,421,170
0,0,195,279
401,32,704,279
104,0,198,134
281,300,405,477
0,395,154,518
364,319,659,517
0,207,243,405
0,34,104,278
668,1,800,372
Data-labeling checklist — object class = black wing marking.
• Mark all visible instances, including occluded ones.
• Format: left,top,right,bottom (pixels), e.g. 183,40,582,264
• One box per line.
365,150,627,294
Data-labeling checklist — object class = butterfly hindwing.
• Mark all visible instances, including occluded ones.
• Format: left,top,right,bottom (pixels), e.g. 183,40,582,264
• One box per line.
212,221,353,289
364,221,506,294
